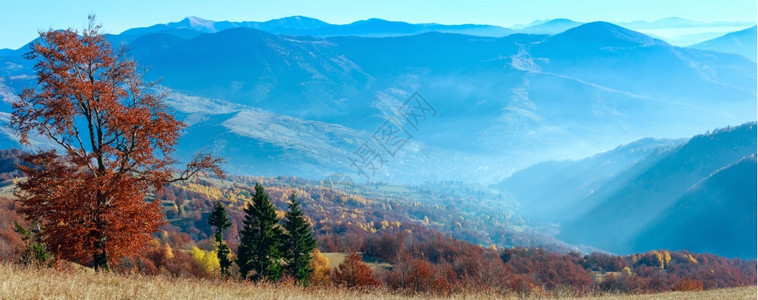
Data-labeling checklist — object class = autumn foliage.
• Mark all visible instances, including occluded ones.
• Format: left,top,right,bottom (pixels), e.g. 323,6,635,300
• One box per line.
112,174,754,296
1,169,756,296
10,16,221,271
333,253,379,289
308,249,331,285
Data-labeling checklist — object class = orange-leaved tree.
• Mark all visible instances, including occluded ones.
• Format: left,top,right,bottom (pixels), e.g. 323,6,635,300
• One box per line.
11,16,223,271
333,253,379,289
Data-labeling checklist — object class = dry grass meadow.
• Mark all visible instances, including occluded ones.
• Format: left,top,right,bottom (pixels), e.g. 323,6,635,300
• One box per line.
322,252,392,270
0,263,754,300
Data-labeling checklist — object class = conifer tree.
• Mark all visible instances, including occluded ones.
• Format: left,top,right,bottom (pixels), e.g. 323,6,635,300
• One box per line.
13,221,53,267
236,183,282,281
208,200,232,278
282,192,317,285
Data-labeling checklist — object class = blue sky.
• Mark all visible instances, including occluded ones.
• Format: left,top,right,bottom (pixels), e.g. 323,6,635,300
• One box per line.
1,0,755,49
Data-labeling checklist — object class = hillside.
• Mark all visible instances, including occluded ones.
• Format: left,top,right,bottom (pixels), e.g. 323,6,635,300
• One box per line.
1,150,755,296
632,156,757,258
1,263,755,299
518,19,583,34
691,26,757,61
150,175,564,253
1,9,757,299
531,22,754,104
0,16,756,274
0,262,419,299
495,138,684,222
558,123,757,258
0,20,754,184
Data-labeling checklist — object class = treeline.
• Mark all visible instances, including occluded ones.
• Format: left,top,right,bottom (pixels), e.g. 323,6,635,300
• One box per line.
2,192,756,296
78,222,758,296
350,230,754,295
0,147,754,296
122,183,321,284
0,146,570,258
155,175,572,254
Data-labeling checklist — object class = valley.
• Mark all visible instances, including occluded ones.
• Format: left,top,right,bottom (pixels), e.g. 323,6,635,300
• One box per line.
0,9,755,298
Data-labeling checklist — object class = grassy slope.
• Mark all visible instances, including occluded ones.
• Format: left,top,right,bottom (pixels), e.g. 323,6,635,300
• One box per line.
574,287,756,300
1,263,755,299
322,252,392,271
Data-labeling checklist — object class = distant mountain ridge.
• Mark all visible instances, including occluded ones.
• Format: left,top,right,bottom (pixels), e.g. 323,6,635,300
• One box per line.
516,18,583,34
690,26,757,61
0,19,755,185
113,16,755,47
0,15,755,259
2,16,753,52
618,17,754,29
616,18,757,46
495,137,685,222
499,123,757,259
633,155,757,259
557,123,757,259
120,16,517,38
121,16,329,36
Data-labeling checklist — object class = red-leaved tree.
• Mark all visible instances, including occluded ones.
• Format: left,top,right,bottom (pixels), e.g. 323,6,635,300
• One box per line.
11,16,222,271
333,253,379,289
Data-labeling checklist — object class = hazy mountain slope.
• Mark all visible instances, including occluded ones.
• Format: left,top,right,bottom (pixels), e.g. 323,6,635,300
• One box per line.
532,22,755,104
256,16,331,31
130,28,373,121
125,33,188,57
162,91,487,183
519,18,583,34
632,155,757,259
0,21,755,184
496,138,684,222
117,16,755,45
161,91,367,177
305,18,427,36
619,18,753,29
423,24,514,37
690,26,757,61
174,107,365,177
558,123,757,256
124,16,215,34
617,18,756,46
305,19,515,37
115,22,758,147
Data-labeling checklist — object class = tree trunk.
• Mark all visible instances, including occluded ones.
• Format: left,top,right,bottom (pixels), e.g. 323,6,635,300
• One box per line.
93,190,110,272
93,238,109,272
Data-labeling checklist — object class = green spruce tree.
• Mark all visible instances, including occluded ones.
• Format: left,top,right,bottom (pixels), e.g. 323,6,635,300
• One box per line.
236,183,283,281
282,192,317,285
13,221,53,267
208,200,232,278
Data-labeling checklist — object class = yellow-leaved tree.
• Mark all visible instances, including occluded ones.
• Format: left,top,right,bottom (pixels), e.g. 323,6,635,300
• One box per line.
309,249,331,285
191,246,220,276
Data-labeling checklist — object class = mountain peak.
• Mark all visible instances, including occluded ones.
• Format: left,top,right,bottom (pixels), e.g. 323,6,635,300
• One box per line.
355,18,392,24
519,18,583,34
555,21,666,47
351,18,415,26
545,18,577,24
262,16,328,30
267,15,325,24
185,16,210,23
182,16,214,27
